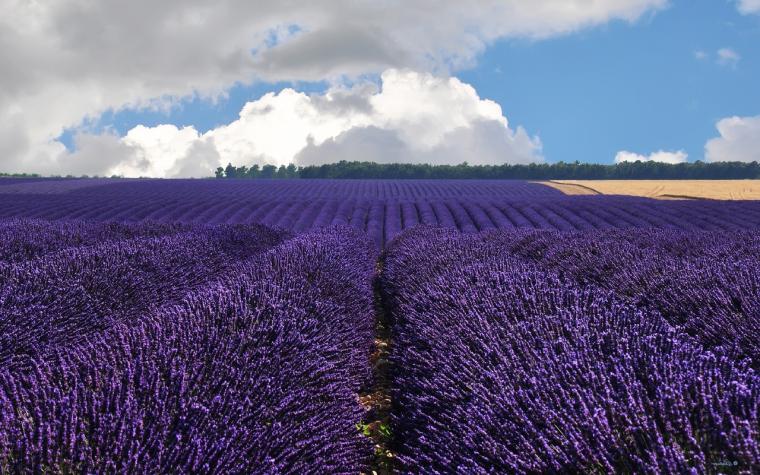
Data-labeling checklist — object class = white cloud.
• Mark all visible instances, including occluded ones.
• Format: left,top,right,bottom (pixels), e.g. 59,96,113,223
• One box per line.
736,0,760,14
0,0,668,175
295,121,541,167
92,70,543,177
705,116,760,163
615,150,688,164
716,48,741,68
695,48,743,67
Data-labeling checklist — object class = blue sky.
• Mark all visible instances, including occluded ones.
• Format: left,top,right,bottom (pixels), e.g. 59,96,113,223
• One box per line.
460,0,760,163
5,0,759,176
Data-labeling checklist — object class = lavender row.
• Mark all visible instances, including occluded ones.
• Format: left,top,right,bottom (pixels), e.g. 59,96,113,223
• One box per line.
502,229,760,365
0,219,192,264
3,192,760,248
0,226,376,473
0,223,286,368
381,227,759,472
64,178,562,200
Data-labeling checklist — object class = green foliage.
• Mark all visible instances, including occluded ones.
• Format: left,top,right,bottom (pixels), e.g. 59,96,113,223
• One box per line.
355,421,392,439
355,422,372,437
213,160,760,180
377,422,392,439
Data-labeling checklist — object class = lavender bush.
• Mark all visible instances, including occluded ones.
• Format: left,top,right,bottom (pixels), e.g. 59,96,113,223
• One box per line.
382,227,760,473
502,229,760,365
0,219,190,263
0,226,376,473
0,223,286,367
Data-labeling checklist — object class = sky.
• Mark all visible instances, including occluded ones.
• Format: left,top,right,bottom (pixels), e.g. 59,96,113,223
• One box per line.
2,0,759,178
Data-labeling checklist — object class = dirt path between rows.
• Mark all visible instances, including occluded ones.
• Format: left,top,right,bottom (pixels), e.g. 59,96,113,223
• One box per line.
359,260,397,474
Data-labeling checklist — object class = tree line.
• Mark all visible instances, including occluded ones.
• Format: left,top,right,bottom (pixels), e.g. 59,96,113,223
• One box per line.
0,172,41,178
5,160,759,180
215,163,298,179
215,160,760,180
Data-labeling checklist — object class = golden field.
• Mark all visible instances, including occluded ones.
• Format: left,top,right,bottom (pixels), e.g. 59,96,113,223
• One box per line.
542,180,760,200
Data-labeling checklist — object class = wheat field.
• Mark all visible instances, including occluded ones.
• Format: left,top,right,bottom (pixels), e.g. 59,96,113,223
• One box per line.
542,180,760,200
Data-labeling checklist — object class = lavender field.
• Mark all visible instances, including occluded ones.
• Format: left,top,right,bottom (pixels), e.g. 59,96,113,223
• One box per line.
2,178,760,246
0,178,758,473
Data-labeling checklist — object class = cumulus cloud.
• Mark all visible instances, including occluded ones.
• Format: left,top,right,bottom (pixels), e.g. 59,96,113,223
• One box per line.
295,121,541,167
736,0,760,14
615,150,688,164
705,116,760,163
96,70,542,177
0,0,667,175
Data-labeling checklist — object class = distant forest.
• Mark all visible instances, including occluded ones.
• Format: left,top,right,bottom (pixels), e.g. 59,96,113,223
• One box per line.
0,172,41,178
215,160,760,180
4,160,760,180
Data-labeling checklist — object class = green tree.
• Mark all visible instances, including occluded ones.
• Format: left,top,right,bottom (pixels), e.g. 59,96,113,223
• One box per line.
260,164,277,178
